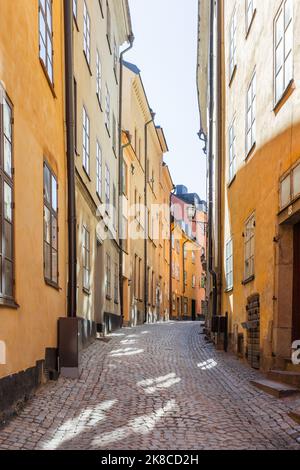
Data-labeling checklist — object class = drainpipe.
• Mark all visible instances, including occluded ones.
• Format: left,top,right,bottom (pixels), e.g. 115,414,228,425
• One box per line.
208,0,218,318
169,189,175,320
217,0,223,316
58,0,79,379
118,34,134,327
182,239,189,320
144,113,155,323
64,0,76,319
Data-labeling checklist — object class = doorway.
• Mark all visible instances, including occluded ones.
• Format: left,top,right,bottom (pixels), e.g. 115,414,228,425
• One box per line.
192,300,196,321
292,223,300,342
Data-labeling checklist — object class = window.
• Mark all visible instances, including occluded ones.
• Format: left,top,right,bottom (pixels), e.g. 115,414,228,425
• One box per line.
201,273,206,289
229,9,237,79
74,78,78,153
112,114,117,154
105,164,110,211
279,161,300,208
192,275,196,288
113,184,116,229
39,0,53,83
171,233,175,249
244,214,255,280
225,238,233,290
105,85,111,133
122,216,128,251
96,141,102,197
184,271,187,286
274,0,293,104
172,293,176,312
44,163,58,286
113,38,118,79
134,255,138,298
229,119,236,181
246,0,255,33
114,263,118,303
106,1,111,51
122,159,128,196
96,50,102,105
246,72,256,155
83,106,90,174
83,1,91,65
82,226,90,291
138,258,142,300
106,253,111,298
73,0,77,19
183,297,188,315
0,94,14,301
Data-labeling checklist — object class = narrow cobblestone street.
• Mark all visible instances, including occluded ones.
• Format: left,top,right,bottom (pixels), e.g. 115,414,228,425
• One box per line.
1,322,300,450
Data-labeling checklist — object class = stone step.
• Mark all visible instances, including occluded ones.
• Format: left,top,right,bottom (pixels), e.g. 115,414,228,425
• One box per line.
286,362,300,373
288,408,300,425
268,370,300,387
250,379,300,398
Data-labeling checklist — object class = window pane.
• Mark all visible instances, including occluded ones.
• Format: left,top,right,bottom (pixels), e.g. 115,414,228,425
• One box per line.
293,164,300,197
51,175,57,211
284,52,293,88
285,23,293,58
4,138,12,177
3,100,12,140
4,183,12,222
44,243,51,279
4,260,13,297
52,215,58,250
44,206,51,243
52,249,58,284
284,0,293,28
276,13,284,46
44,165,51,202
276,68,284,102
4,221,12,260
275,41,284,74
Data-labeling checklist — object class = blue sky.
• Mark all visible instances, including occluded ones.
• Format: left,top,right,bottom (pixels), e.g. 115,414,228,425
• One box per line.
127,0,207,201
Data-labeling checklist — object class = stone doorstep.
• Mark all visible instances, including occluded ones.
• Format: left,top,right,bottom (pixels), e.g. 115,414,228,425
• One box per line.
268,370,300,388
288,408,300,425
250,379,300,398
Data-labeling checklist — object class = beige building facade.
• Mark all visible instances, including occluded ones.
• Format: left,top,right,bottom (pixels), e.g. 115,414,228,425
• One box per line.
72,0,132,336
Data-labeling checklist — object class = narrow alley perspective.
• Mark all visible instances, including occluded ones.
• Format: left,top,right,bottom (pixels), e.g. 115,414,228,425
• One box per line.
1,322,300,451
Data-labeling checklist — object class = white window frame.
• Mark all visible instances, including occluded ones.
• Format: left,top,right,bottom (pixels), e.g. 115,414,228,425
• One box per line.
244,213,255,280
96,49,102,104
83,1,91,65
96,140,102,198
229,8,237,80
229,118,236,182
39,0,53,83
105,164,110,212
246,0,255,34
274,0,293,105
246,72,256,156
82,106,90,174
225,238,233,290
105,85,111,133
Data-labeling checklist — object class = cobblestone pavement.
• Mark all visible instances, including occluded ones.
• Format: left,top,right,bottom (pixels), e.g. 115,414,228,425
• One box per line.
1,321,300,450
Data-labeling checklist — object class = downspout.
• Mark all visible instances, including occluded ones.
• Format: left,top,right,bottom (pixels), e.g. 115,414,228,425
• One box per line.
118,34,134,326
182,239,189,319
64,0,76,318
169,189,175,320
217,0,223,316
208,0,218,318
144,114,155,323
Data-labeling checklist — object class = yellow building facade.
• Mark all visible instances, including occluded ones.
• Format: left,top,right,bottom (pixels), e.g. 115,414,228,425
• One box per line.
121,62,172,326
0,0,67,415
198,0,300,371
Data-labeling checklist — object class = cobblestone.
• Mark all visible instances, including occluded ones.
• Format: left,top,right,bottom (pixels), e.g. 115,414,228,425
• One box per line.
0,321,300,450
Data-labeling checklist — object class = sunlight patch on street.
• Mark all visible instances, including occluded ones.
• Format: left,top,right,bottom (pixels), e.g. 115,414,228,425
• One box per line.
137,373,181,394
92,400,176,448
197,359,217,370
109,347,144,357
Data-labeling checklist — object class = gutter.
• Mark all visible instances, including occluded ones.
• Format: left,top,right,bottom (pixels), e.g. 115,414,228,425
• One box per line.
64,0,77,319
144,114,155,323
118,34,134,326
208,0,218,318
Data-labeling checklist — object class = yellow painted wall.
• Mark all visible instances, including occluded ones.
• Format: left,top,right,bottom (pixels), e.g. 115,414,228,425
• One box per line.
0,0,67,378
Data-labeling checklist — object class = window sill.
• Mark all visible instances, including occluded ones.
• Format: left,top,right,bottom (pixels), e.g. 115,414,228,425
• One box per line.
39,58,56,99
96,94,103,112
242,275,255,286
224,287,233,294
245,9,256,40
245,142,256,161
83,287,91,295
83,51,93,76
45,279,61,291
228,174,236,188
273,79,295,115
0,298,20,309
229,65,237,88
